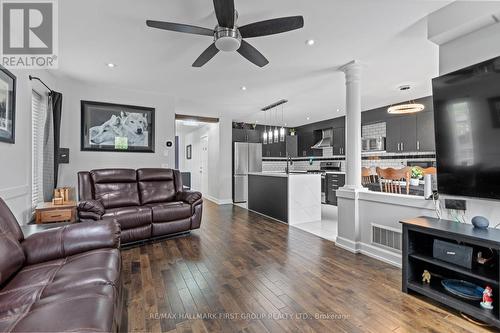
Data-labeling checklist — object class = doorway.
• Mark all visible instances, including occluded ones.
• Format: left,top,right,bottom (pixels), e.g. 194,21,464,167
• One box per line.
175,114,219,199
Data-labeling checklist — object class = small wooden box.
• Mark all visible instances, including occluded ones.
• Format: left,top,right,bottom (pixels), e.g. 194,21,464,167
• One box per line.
35,201,77,224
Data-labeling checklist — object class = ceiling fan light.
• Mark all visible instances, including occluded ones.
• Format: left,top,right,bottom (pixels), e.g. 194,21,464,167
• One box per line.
215,36,241,52
387,103,425,114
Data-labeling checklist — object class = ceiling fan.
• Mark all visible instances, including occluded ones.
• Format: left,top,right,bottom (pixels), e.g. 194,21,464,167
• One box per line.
146,0,304,68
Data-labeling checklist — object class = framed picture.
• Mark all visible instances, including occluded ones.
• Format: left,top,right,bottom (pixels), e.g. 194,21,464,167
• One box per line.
0,65,16,144
186,144,192,160
81,100,155,153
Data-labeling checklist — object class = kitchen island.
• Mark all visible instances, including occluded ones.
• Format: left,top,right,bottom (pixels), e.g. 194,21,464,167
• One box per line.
248,172,321,224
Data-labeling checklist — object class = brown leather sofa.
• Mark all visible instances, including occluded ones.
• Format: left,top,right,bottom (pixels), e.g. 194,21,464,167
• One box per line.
77,168,203,245
0,198,122,332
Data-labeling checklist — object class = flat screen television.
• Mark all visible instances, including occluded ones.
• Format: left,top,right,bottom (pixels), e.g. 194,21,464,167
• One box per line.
432,56,500,200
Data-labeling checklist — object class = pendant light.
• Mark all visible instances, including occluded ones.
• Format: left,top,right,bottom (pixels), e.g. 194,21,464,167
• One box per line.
274,108,280,143
387,85,425,114
262,109,268,144
268,108,273,143
279,104,285,142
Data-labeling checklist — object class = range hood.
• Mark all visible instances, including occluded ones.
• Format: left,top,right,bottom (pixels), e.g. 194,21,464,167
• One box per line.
311,129,333,149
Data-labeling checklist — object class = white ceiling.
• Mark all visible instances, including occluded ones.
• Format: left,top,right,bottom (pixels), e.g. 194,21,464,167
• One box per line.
57,0,452,127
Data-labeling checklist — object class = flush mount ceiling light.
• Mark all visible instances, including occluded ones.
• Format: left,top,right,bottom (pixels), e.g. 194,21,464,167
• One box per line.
387,85,425,114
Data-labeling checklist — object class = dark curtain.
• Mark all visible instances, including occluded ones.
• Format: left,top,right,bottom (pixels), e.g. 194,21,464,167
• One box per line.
42,91,63,201
51,92,63,188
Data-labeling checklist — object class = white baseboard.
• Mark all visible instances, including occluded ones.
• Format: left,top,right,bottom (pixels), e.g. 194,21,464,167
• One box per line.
359,243,401,268
203,195,232,206
335,237,401,268
335,236,360,253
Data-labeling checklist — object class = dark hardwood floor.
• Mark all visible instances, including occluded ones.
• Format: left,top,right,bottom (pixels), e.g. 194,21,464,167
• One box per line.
122,200,494,333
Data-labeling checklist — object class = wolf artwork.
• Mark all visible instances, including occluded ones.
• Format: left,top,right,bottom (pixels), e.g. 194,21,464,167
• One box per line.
89,111,149,146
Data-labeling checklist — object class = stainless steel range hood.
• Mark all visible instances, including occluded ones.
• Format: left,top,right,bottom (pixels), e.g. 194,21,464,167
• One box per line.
311,129,333,149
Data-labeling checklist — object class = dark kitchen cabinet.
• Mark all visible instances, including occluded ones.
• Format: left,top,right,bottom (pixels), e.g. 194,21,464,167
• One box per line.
400,116,417,152
416,111,435,152
232,128,262,143
325,173,345,206
386,115,417,153
332,127,345,155
386,117,401,153
232,128,247,142
286,135,298,157
246,129,262,143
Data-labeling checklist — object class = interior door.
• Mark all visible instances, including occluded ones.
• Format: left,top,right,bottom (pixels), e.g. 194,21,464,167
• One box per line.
200,136,209,195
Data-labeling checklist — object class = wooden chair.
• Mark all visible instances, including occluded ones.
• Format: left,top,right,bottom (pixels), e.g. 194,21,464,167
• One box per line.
376,167,412,194
414,166,437,175
362,167,376,185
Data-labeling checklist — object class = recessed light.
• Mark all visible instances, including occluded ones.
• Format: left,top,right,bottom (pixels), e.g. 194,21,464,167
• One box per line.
337,108,340,112
106,63,116,68
306,39,315,46
307,117,310,120
241,86,247,91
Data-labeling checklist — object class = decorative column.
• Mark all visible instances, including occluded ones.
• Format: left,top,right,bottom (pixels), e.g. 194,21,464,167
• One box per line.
340,60,363,190
336,60,364,254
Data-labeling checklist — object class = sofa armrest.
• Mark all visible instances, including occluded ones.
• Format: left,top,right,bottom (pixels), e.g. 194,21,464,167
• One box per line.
176,191,202,205
22,219,120,265
78,199,105,216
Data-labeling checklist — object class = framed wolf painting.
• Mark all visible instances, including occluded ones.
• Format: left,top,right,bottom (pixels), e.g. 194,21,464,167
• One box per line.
0,65,16,144
81,101,155,153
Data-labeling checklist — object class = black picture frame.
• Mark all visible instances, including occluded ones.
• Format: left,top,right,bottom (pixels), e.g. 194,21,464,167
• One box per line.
81,100,155,153
0,65,16,144
186,144,192,160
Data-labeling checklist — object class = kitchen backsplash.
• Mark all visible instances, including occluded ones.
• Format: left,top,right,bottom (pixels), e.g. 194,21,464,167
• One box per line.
262,151,435,173
362,122,386,139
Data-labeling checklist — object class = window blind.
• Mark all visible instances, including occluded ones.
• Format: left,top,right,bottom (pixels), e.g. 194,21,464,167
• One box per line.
32,90,47,210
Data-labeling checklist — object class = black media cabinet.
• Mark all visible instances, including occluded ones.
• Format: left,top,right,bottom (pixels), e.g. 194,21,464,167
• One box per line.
401,217,500,328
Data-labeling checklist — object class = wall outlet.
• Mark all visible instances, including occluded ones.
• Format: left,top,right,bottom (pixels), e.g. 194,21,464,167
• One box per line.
445,199,467,211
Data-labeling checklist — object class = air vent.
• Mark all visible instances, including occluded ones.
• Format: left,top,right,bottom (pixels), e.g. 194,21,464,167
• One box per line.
371,224,402,251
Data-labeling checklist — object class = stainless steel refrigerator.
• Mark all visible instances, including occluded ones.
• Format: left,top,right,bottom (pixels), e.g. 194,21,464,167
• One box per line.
233,142,262,203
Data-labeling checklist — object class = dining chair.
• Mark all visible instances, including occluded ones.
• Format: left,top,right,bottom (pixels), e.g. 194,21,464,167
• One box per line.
362,167,376,185
376,167,412,194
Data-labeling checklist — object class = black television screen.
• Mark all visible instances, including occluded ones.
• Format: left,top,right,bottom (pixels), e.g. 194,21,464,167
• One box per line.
432,56,500,200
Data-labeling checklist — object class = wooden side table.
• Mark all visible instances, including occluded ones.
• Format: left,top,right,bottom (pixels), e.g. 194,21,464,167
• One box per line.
35,201,77,224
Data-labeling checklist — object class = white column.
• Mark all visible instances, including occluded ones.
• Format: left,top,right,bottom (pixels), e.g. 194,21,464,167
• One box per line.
341,60,363,190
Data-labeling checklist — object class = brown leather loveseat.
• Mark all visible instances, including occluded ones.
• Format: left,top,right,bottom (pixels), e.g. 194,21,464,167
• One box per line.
77,168,203,245
0,198,122,332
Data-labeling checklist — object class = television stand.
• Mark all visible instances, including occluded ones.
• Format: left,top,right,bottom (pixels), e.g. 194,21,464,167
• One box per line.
401,217,500,329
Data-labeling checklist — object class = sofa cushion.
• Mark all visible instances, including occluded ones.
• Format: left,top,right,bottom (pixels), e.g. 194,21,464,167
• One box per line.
148,202,192,222
0,231,25,285
91,169,140,209
0,248,120,333
152,218,191,237
137,168,176,204
103,206,152,230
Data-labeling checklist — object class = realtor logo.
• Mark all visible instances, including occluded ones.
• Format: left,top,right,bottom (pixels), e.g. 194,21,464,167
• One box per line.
1,0,58,69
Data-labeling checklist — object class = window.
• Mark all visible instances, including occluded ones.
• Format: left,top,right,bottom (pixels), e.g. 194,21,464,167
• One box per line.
31,90,47,210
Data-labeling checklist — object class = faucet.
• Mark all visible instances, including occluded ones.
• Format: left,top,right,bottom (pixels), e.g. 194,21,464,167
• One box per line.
285,155,294,174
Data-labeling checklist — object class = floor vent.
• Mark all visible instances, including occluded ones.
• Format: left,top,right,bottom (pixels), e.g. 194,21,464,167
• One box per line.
371,224,402,251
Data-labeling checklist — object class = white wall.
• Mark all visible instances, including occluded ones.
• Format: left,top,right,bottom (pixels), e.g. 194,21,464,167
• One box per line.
57,78,176,192
0,69,57,223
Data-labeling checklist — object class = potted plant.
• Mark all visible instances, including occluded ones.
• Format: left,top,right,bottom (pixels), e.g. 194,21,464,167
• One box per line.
410,167,423,186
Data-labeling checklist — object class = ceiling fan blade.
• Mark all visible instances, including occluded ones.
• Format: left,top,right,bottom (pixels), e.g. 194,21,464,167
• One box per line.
213,0,235,27
237,40,269,68
192,43,219,67
239,16,304,38
146,20,214,37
